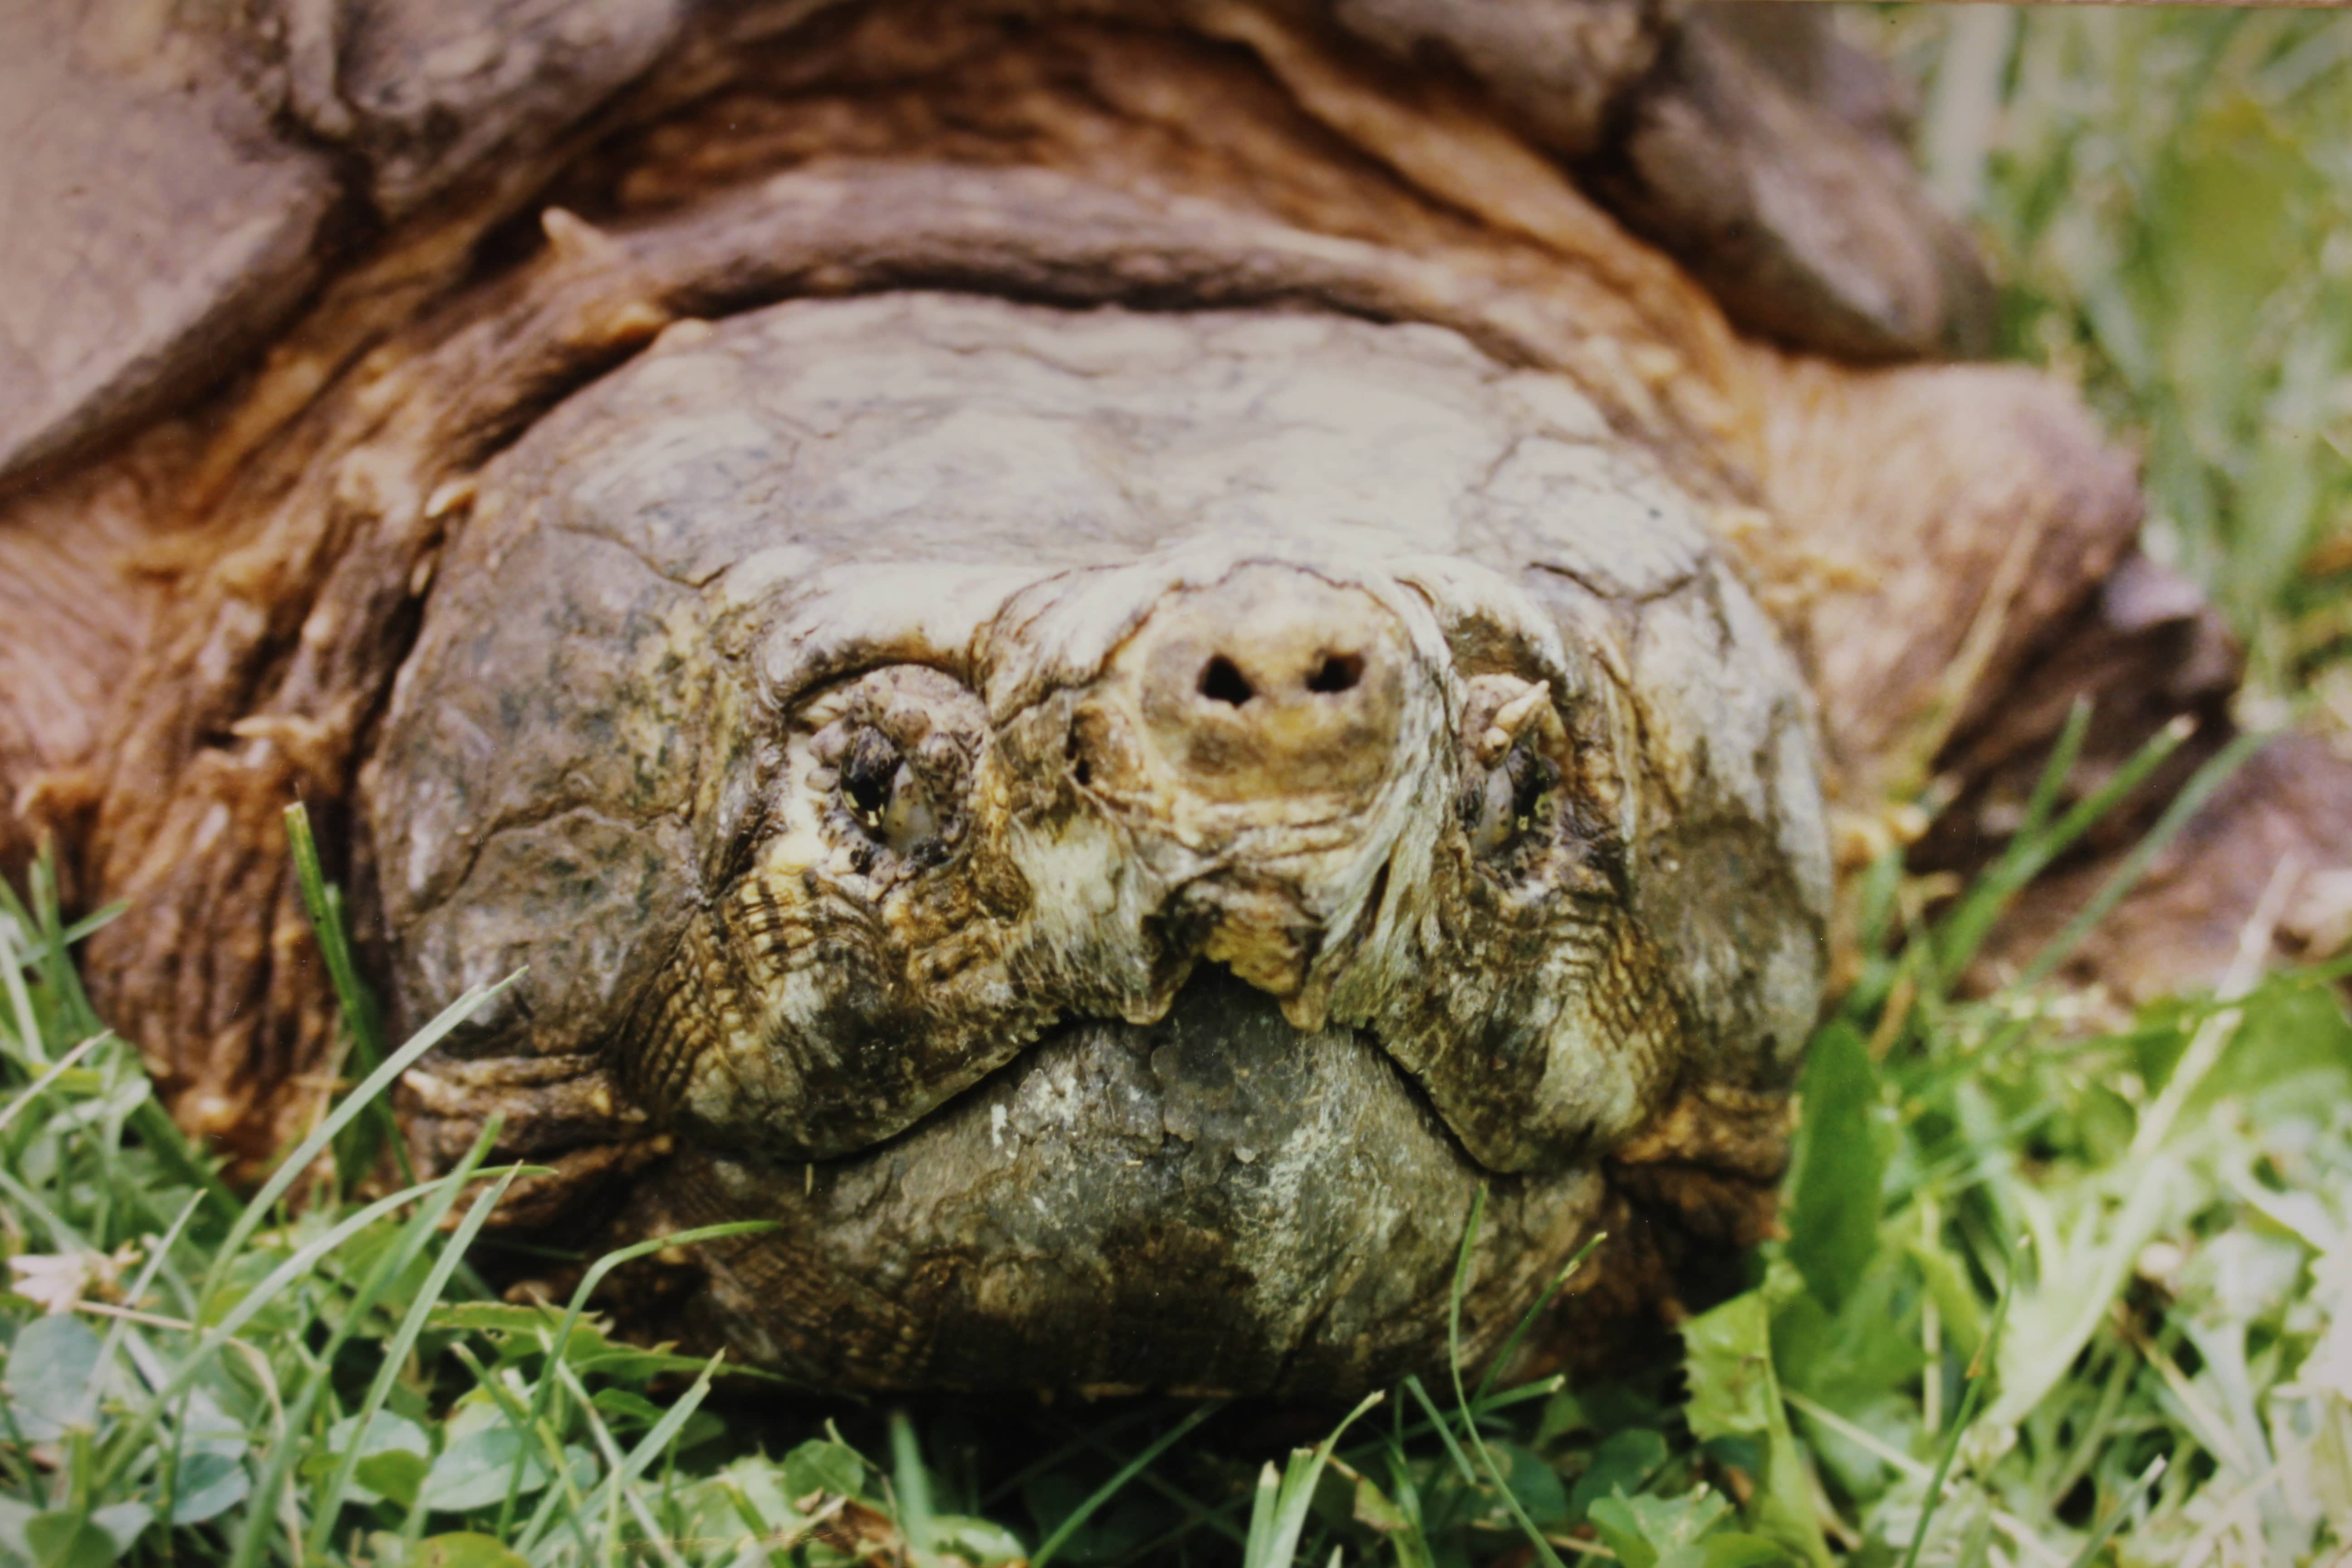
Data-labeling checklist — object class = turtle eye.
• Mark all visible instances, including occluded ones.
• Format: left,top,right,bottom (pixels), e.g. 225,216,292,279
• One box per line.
838,726,951,860
802,671,978,873
840,728,900,828
1466,742,1558,857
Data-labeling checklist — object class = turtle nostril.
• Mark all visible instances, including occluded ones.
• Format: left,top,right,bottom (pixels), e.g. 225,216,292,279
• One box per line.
1306,653,1363,695
1127,565,1408,801
1200,656,1255,706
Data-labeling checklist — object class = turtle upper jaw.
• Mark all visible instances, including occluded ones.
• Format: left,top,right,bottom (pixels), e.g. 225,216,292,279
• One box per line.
1025,557,1450,1027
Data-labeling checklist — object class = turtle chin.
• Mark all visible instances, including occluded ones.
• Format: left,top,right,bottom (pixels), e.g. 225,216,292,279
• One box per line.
627,969,1606,1395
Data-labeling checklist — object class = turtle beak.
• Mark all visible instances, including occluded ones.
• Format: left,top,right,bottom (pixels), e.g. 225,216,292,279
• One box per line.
1079,563,1430,1025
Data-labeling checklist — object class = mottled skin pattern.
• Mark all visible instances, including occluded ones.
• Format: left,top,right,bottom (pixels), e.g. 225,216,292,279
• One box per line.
370,295,1828,1391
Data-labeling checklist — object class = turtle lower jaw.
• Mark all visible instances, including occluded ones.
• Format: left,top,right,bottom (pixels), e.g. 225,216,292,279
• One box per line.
620,970,1606,1394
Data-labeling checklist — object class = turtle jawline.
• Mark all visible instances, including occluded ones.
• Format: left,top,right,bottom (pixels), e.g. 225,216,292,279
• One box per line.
809,967,1499,1178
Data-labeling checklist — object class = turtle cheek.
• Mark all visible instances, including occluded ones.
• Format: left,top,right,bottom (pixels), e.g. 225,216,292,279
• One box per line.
638,860,1048,1161
1343,702,1668,1171
616,662,1049,1159
1357,876,1681,1174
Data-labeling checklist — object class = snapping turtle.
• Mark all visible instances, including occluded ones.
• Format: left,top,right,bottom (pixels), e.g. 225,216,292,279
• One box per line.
2,0,2347,1394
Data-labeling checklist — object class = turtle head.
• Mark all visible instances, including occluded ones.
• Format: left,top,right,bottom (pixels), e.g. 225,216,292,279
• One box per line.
365,293,1827,1391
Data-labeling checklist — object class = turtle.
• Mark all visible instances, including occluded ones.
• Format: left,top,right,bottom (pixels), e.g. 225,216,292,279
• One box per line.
2,0,2347,1396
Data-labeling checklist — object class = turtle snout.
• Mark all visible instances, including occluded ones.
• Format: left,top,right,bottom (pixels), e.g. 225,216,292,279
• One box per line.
1127,565,1411,806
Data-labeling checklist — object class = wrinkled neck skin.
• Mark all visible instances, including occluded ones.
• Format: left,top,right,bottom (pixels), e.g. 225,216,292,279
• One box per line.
369,297,1828,1392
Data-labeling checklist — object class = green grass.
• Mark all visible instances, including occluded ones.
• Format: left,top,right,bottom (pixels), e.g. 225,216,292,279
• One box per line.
1866,6,2352,705
6,780,2352,1565
9,10,2352,1565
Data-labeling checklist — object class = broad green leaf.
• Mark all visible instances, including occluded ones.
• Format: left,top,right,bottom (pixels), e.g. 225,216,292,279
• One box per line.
83,1509,146,1560
931,1514,1031,1566
1683,1293,1832,1568
0,1499,34,1565
1346,1467,1411,1535
1490,1442,1570,1530
783,1437,869,1502
2,1314,102,1441
159,1386,253,1524
166,1450,250,1526
24,1513,117,1568
1783,1023,1886,1312
413,1534,530,1568
1568,1428,1670,1523
710,1455,808,1533
1770,1253,1926,1500
1685,1296,1776,1441
22,1505,143,1568
1665,1534,1796,1568
1771,1255,1924,1410
1537,1378,1671,1446
420,1416,588,1513
355,1451,430,1512
2196,979,2352,1117
1588,1488,1730,1568
307,1409,433,1506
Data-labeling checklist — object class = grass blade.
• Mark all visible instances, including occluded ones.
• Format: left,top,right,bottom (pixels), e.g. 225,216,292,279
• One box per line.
1901,1236,2027,1568
201,969,521,1301
0,860,237,1217
1933,714,2192,984
1445,1187,1567,1568
538,1352,724,1565
1240,1392,1383,1568
285,802,411,1189
492,1220,774,1539
279,1163,524,1557
292,1117,514,1561
1031,1401,1227,1568
2014,730,2263,988
2060,1455,2167,1568
0,1031,110,1133
1471,1231,1604,1408
890,1408,937,1557
90,1169,486,1496
979,1404,1161,1507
